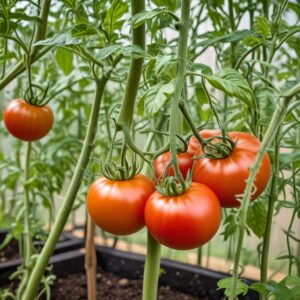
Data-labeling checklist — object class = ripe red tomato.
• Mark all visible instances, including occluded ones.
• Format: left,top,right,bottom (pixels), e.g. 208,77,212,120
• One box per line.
192,131,271,208
145,182,221,250
154,151,194,180
87,174,155,235
4,99,54,141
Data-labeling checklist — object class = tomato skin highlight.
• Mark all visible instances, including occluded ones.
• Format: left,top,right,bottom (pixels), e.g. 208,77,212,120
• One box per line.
192,131,272,208
154,151,194,180
145,182,221,250
4,99,54,141
87,174,155,235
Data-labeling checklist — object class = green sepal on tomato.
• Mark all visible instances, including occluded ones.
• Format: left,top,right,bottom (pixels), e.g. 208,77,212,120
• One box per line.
190,130,271,208
87,174,155,235
4,99,54,141
153,151,194,180
145,182,221,250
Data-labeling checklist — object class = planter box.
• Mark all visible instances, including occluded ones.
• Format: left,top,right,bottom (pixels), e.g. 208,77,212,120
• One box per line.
0,231,84,285
48,245,259,299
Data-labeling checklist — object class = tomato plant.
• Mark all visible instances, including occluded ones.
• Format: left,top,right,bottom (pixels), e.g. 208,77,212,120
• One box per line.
153,151,194,180
192,131,271,208
87,174,155,235
0,0,300,300
4,99,54,141
145,182,221,250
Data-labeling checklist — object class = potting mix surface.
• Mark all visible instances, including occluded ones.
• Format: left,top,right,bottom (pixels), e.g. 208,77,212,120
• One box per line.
51,268,220,300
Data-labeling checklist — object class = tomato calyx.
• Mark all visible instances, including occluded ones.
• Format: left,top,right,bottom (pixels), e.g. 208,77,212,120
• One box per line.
100,158,141,181
200,134,236,159
23,84,50,107
155,170,192,196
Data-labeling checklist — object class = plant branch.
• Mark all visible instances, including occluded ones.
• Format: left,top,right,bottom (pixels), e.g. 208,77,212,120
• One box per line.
142,233,161,300
117,0,145,129
22,76,109,300
229,96,294,300
168,0,191,192
17,142,33,298
260,131,280,291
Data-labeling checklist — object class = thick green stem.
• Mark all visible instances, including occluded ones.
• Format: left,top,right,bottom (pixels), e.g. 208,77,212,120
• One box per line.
142,233,161,300
229,96,293,300
228,0,236,67
117,0,145,129
169,0,191,189
262,0,268,63
22,78,108,300
260,133,280,291
31,0,51,58
197,247,202,266
17,142,33,298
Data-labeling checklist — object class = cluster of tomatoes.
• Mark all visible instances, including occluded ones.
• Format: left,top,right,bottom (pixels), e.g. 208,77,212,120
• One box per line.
3,100,271,251
87,130,271,250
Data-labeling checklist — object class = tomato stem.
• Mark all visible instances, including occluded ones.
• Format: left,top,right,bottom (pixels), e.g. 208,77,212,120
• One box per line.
168,0,191,194
22,76,110,300
117,0,145,129
260,130,280,297
229,96,293,300
17,141,33,298
142,233,161,300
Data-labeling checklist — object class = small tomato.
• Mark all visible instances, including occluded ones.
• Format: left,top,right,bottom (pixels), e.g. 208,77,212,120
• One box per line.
4,99,54,141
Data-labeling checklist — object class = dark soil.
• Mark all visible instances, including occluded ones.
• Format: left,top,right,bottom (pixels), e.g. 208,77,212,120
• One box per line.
0,239,19,262
51,268,219,300
0,235,69,263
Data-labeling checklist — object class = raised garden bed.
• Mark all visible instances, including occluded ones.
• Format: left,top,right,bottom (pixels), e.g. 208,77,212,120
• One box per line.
49,245,258,299
0,230,84,284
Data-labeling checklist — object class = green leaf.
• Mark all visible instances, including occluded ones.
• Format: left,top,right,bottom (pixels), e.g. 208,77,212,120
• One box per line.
197,30,252,47
269,276,300,300
250,282,268,296
255,86,277,125
96,45,123,60
155,55,177,81
217,278,249,297
34,31,81,46
71,23,97,37
205,68,256,108
55,48,74,75
151,0,177,11
246,201,267,238
130,7,168,28
138,81,175,117
254,16,271,39
279,152,300,169
103,0,128,37
191,63,213,75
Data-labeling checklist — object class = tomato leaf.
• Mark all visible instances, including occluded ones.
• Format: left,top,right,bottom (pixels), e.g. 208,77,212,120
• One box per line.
138,81,175,117
55,48,74,75
246,201,267,238
103,0,128,38
255,86,277,125
204,68,256,108
96,45,123,60
151,0,177,11
130,7,169,29
269,276,300,300
254,16,271,39
217,278,249,297
197,30,252,47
